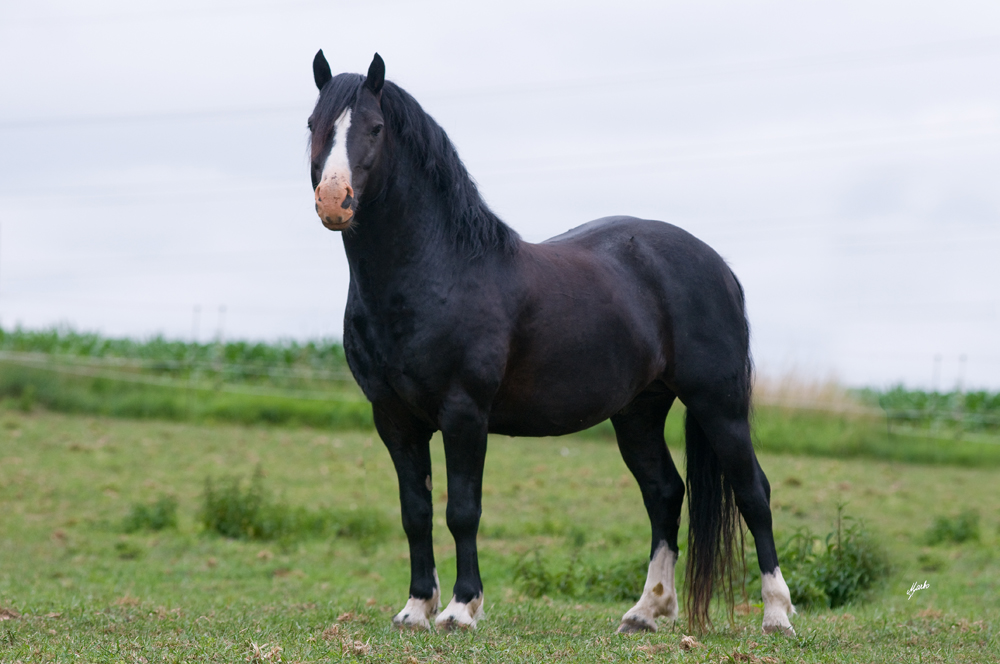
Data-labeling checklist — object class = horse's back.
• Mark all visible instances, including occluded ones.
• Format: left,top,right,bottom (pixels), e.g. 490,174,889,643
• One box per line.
489,216,747,435
539,216,744,325
544,216,717,263
535,216,748,397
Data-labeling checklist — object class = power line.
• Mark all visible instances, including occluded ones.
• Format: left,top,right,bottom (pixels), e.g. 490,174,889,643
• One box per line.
0,0,334,27
0,104,309,130
2,36,1000,130
424,35,1000,104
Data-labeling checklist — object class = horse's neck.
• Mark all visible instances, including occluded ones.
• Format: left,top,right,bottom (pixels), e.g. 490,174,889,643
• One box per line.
342,144,513,302
342,187,466,300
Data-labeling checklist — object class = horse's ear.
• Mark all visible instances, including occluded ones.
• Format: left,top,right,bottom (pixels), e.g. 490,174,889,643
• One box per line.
313,49,333,90
365,53,385,95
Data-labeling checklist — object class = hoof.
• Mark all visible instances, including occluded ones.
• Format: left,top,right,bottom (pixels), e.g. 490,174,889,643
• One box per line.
436,616,471,633
763,620,796,637
617,616,657,633
392,594,438,631
392,611,431,630
435,594,483,631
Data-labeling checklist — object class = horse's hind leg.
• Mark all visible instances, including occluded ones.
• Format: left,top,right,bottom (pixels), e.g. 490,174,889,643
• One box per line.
611,389,684,633
373,402,440,630
686,401,795,635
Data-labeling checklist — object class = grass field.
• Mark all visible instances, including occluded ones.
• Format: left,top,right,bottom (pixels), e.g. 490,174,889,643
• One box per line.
1,408,998,662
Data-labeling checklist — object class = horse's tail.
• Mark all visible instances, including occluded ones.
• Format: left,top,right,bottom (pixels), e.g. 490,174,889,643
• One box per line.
684,267,751,632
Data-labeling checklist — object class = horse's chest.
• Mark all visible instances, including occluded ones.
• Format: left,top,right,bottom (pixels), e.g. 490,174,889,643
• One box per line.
343,294,457,403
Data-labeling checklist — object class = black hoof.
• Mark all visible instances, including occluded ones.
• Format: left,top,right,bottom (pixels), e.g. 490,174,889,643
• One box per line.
617,617,656,634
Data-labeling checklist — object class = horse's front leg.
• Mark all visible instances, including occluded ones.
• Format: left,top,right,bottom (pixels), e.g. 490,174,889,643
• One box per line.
435,393,489,631
373,403,439,629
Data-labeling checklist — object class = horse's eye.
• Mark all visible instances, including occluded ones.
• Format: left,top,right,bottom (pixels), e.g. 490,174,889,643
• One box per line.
371,124,383,137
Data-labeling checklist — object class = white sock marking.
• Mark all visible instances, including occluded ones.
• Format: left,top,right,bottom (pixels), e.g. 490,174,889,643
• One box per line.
435,593,484,631
761,567,796,635
618,542,677,632
392,568,440,630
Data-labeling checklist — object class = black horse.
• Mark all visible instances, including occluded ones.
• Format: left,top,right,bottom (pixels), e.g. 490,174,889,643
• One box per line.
307,52,795,635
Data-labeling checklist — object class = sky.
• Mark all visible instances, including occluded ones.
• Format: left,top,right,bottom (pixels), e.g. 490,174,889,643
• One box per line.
1,0,998,389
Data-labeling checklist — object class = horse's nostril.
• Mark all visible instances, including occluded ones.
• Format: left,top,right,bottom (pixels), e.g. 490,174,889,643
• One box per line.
341,195,354,210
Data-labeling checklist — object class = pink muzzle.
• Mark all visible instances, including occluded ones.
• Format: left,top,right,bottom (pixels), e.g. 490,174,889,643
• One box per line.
315,176,355,230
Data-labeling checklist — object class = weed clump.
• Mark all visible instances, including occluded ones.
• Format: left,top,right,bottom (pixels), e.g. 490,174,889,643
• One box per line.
199,467,390,546
122,495,178,533
766,506,890,609
114,539,144,560
513,550,647,602
18,385,36,413
925,509,980,545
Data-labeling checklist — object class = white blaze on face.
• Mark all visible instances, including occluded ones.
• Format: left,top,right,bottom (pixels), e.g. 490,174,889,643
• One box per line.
315,108,356,229
617,542,678,632
321,108,353,186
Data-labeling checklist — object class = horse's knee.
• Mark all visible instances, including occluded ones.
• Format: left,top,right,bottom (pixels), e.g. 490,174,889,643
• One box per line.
401,502,433,539
665,472,685,504
446,501,481,538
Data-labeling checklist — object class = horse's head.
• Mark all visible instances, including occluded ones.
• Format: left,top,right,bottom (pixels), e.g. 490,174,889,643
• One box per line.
308,51,386,231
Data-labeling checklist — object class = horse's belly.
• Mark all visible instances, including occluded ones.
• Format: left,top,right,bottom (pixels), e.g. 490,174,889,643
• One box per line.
487,398,618,437
487,367,642,437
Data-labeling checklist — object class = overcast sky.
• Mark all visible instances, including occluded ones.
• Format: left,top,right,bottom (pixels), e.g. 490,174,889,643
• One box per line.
1,0,998,389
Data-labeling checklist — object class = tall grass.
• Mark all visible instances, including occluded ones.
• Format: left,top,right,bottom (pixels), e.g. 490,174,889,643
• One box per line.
925,509,981,545
4,326,1000,466
513,549,649,602
863,385,1000,435
199,467,392,547
122,496,179,533
0,325,348,374
0,363,373,429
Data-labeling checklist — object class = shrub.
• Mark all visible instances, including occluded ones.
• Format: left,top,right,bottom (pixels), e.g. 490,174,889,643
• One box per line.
771,506,890,609
334,509,392,547
579,556,648,602
122,495,178,533
114,539,144,560
513,549,648,602
925,509,980,545
199,467,390,545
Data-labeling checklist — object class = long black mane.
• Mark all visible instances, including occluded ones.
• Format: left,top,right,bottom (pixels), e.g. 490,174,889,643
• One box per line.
310,73,520,257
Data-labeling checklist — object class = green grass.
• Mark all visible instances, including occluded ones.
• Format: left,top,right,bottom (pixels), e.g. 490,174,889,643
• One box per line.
7,359,1000,469
755,510,890,610
5,325,1000,467
864,385,1000,435
122,495,179,534
199,467,392,547
750,406,1000,467
925,510,981,546
1,409,999,662
0,326,350,387
0,363,372,430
